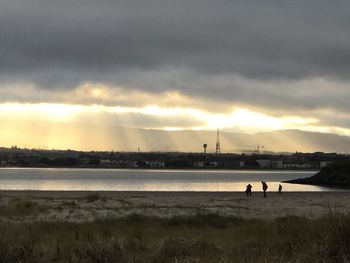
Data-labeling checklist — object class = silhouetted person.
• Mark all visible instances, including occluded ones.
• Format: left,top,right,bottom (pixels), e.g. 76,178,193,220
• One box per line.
261,181,268,198
245,184,252,197
278,184,282,194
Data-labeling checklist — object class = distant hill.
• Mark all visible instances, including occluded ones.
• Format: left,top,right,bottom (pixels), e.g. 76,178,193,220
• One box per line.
1,119,350,153
250,129,350,153
286,162,350,188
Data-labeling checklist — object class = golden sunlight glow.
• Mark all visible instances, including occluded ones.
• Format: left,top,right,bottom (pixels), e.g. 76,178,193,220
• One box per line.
0,102,321,133
0,103,83,121
0,101,349,151
162,127,185,131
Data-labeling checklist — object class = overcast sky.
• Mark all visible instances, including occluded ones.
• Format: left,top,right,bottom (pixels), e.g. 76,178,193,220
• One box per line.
1,0,350,143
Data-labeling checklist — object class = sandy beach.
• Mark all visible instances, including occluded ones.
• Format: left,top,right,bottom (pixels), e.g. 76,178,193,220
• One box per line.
1,190,349,222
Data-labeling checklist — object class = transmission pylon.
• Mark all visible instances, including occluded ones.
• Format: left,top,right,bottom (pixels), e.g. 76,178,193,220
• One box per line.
215,128,221,154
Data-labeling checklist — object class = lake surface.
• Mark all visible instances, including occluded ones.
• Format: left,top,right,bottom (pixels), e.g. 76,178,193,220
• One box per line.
0,168,339,192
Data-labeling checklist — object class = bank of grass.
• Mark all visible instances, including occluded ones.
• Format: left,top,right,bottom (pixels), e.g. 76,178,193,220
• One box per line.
0,212,350,262
0,199,39,217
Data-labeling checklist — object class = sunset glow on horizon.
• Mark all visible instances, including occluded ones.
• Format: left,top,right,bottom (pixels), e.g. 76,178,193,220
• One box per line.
0,101,324,132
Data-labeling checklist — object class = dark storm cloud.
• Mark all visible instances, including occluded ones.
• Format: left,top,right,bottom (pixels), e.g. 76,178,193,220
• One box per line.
1,0,350,112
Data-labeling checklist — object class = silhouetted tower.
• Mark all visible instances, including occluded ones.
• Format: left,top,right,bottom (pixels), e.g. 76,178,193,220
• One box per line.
203,144,207,154
215,128,221,154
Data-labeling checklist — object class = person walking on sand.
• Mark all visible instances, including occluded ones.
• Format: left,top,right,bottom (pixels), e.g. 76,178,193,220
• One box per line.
245,184,252,197
278,184,282,194
261,181,268,198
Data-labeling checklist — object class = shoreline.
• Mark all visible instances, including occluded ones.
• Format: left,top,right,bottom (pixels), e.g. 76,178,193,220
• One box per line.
0,166,320,171
0,189,349,195
1,190,349,199
285,179,350,189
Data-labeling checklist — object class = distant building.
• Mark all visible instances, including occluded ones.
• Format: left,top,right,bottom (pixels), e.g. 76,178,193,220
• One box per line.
271,160,283,169
100,159,112,164
209,161,218,167
148,161,165,168
99,159,112,167
126,161,139,168
320,161,332,169
194,161,204,168
239,161,245,168
256,160,271,168
283,163,312,169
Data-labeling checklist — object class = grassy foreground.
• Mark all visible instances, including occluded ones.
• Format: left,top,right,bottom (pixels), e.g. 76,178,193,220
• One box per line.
0,212,350,263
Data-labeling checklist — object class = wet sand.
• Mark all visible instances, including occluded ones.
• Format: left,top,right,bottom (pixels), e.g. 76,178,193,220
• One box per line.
0,191,349,222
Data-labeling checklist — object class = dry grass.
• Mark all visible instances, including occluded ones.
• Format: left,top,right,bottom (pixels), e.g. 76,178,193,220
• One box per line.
0,212,350,262
84,194,100,203
0,199,39,217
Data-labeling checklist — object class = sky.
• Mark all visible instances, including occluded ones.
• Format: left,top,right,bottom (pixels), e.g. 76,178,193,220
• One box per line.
1,0,350,149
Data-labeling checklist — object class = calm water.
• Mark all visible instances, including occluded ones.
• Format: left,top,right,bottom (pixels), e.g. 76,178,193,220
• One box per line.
0,168,339,192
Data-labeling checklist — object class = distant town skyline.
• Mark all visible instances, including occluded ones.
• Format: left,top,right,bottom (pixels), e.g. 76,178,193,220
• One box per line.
1,1,350,149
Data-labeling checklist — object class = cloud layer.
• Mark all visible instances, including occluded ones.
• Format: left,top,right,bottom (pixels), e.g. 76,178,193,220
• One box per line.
2,0,350,81
1,0,350,135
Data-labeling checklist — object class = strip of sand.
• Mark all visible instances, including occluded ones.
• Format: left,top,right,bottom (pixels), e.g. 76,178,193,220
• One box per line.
0,191,349,222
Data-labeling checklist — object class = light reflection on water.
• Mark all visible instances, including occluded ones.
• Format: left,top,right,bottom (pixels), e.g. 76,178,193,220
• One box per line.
0,168,341,191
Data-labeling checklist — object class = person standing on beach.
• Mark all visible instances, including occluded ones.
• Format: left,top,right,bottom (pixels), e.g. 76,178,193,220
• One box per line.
278,184,282,194
261,181,268,198
245,184,252,197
